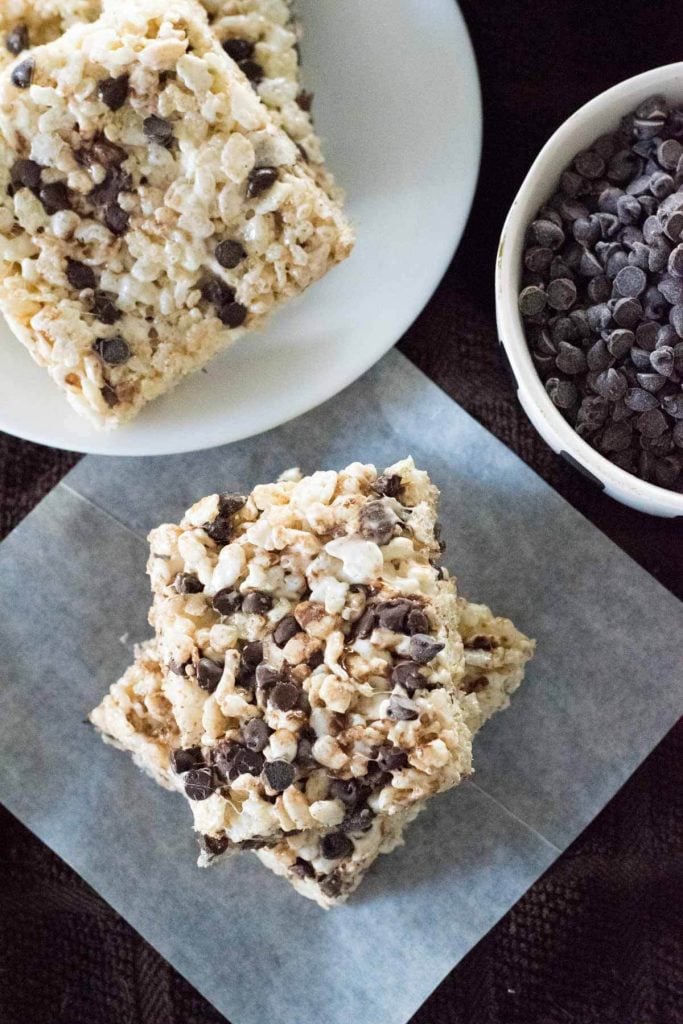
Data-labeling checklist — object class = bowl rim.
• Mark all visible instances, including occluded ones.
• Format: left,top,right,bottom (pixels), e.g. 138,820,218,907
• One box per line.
496,61,683,517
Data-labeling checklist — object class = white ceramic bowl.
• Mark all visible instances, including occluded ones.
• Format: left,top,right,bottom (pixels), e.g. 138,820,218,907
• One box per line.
496,63,683,518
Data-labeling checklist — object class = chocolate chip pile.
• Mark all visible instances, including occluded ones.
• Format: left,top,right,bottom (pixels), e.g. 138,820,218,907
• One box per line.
519,94,683,491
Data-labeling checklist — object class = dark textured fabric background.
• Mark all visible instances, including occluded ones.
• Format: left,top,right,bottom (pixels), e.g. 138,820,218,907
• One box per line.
1,2,682,1022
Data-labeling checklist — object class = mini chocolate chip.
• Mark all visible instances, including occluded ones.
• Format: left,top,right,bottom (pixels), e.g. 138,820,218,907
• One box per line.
93,335,130,365
184,767,215,801
600,421,633,452
318,871,344,898
555,342,586,375
296,735,316,768
215,239,246,269
6,23,29,55
169,660,189,676
204,515,232,545
263,759,295,792
391,660,422,692
376,600,411,632
212,739,238,780
242,591,272,614
231,747,264,778
90,138,129,169
217,492,247,516
406,607,429,635
463,675,489,695
636,408,668,437
658,274,683,305
212,588,242,615
467,635,496,650
222,37,254,61
273,614,299,647
388,695,419,721
98,74,129,111
624,388,658,413
239,59,263,83
518,285,547,317
340,806,375,835
354,607,376,639
290,857,315,878
374,473,403,498
91,290,121,324
606,329,634,359
144,115,174,147
530,219,564,250
613,297,643,328
242,641,264,669
255,663,280,690
171,746,204,774
296,90,314,111
328,778,359,806
359,500,395,545
174,572,203,594
662,394,683,419
39,181,71,215
246,166,278,198
307,649,325,669
10,158,41,189
104,202,130,236
595,367,628,401
636,372,666,393
11,57,33,88
66,260,96,291
200,274,233,307
201,834,230,857
614,265,647,297
574,150,605,179
218,301,248,328
101,384,118,408
89,168,131,209
409,634,445,663
270,680,300,712
320,832,354,860
196,657,223,692
376,745,410,771
243,718,269,753
546,277,577,311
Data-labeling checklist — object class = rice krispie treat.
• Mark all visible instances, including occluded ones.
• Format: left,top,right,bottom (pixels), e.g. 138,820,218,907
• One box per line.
143,458,473,848
0,0,353,427
2,0,335,190
90,638,428,907
91,458,535,905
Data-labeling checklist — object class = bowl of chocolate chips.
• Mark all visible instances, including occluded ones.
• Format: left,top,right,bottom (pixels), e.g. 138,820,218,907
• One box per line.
496,63,683,516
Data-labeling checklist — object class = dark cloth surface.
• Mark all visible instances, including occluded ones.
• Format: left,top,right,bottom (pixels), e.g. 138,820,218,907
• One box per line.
1,2,682,1022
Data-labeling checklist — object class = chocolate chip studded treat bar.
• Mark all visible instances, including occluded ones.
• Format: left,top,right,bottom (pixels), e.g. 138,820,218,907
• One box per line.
143,458,473,849
2,0,335,192
0,0,353,427
91,458,535,906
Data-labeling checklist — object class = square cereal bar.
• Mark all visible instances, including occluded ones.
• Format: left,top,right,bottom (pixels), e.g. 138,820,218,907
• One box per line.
0,0,353,426
91,458,535,905
1,0,335,189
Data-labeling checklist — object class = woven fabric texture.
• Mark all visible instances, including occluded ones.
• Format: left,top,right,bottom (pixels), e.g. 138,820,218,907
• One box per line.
1,1,681,1021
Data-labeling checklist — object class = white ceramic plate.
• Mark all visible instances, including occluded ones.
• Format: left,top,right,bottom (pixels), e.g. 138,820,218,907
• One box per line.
0,0,481,456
